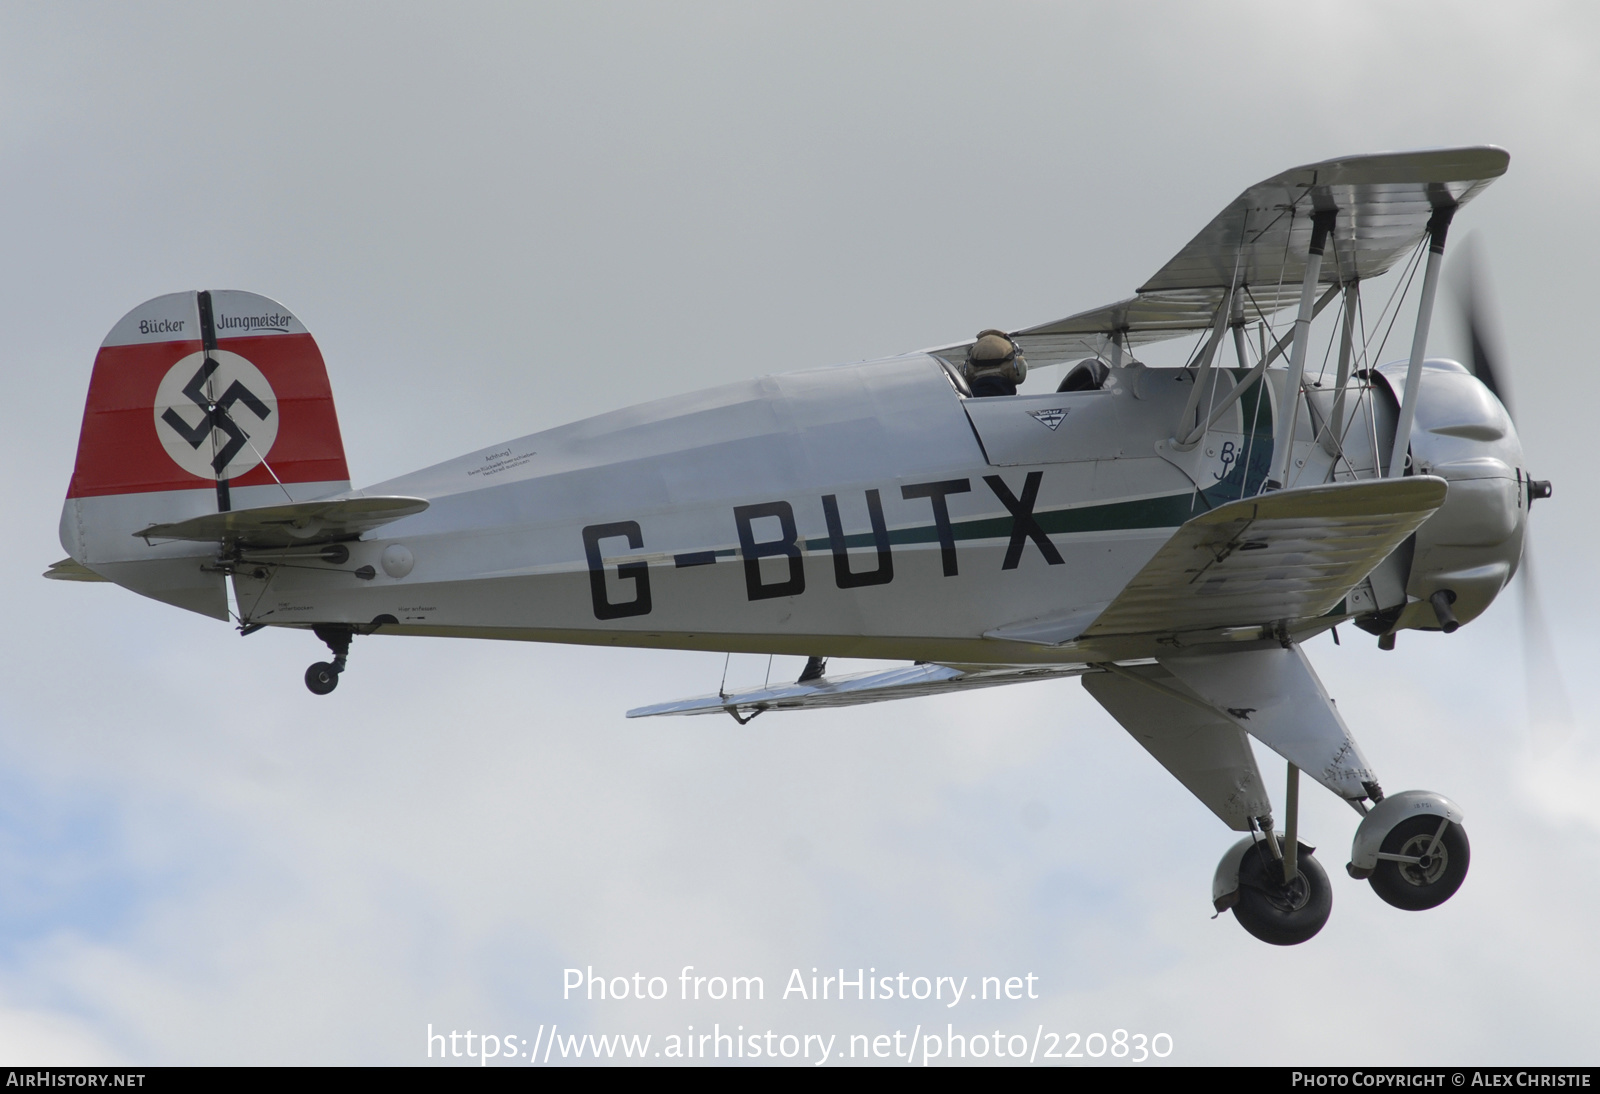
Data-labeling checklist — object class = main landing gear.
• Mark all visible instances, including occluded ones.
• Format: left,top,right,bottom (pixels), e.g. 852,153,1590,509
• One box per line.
1213,778,1471,945
305,625,353,695
1213,825,1333,946
1368,816,1471,910
1346,790,1470,911
1229,835,1332,946
1213,764,1332,945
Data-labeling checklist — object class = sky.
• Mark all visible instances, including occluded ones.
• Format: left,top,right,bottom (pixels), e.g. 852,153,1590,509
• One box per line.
2,0,1599,1066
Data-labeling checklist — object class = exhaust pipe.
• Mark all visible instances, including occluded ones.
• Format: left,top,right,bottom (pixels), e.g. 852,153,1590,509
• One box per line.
1429,589,1460,633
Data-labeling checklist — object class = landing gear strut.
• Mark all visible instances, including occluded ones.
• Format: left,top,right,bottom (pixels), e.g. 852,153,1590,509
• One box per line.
305,625,353,695
1214,763,1333,945
1231,833,1333,946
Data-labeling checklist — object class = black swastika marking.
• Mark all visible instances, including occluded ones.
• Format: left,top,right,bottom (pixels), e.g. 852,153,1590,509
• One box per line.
161,357,272,474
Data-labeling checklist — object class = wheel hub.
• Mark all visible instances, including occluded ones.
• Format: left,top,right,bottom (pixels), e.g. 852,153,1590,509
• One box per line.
1396,833,1449,886
1261,873,1310,912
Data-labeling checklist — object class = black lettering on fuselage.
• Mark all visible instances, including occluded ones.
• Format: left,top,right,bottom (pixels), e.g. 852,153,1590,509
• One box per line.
983,472,1064,569
583,521,653,619
734,501,805,601
900,479,971,576
821,489,893,588
585,470,1059,618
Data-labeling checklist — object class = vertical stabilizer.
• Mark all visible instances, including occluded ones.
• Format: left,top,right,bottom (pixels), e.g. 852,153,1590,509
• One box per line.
61,291,351,618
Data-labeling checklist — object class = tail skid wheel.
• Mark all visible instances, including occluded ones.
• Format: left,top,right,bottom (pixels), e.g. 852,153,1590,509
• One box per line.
1232,842,1332,946
1369,816,1470,910
306,625,354,696
305,661,340,695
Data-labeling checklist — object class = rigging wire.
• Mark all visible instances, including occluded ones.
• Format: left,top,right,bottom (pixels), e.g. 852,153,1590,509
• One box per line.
1179,325,1214,371
1311,227,1348,388
1235,210,1300,498
211,402,297,505
1367,239,1428,369
1358,287,1386,479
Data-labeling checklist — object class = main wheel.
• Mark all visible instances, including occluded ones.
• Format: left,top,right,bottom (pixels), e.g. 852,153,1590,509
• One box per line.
1369,816,1469,910
305,662,340,695
1232,842,1332,946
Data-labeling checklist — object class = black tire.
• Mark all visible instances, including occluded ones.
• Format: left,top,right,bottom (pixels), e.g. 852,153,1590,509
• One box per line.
1369,816,1469,911
305,662,340,695
1232,841,1332,946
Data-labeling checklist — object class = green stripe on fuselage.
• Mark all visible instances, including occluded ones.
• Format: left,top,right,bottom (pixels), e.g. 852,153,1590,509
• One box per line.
808,492,1210,553
806,369,1276,552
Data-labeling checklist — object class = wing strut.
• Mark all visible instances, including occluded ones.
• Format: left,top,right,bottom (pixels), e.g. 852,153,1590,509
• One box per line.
1320,281,1362,457
1386,199,1457,478
1268,208,1337,490
1175,265,1241,442
1177,283,1340,447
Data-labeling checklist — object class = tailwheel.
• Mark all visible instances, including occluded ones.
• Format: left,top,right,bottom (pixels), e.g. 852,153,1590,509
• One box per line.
305,661,340,695
1369,816,1470,910
304,625,353,696
1232,840,1332,946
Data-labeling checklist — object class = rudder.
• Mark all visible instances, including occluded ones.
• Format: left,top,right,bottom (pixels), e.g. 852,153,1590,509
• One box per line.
61,291,351,618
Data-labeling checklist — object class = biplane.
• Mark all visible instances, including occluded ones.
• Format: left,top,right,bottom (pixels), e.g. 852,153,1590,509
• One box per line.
50,146,1541,945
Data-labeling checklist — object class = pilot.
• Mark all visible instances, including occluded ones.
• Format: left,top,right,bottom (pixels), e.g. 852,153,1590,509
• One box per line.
964,329,1027,396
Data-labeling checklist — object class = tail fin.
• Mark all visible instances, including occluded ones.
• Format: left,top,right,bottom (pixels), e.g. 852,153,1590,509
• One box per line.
60,291,350,618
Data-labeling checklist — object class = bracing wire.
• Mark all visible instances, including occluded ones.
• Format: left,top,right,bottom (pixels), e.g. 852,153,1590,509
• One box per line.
1367,239,1428,369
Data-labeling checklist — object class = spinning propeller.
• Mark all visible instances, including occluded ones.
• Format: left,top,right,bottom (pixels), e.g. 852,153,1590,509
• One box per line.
1455,240,1571,743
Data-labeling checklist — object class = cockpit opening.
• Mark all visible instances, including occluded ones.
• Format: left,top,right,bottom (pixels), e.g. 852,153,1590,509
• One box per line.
1058,358,1110,392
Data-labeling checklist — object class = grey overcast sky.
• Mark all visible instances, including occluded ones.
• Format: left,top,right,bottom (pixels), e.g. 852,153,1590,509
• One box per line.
2,1,1599,1065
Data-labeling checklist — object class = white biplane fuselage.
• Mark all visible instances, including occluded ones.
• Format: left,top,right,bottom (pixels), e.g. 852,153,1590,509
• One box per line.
234,353,1523,668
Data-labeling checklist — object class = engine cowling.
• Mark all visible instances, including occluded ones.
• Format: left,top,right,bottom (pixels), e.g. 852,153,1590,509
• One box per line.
1373,359,1531,633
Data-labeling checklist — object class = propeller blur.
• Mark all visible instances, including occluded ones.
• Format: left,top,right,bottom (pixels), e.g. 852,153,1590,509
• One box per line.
1455,239,1570,743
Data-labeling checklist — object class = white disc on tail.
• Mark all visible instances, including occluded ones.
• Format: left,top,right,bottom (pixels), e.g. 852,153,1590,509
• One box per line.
153,349,280,481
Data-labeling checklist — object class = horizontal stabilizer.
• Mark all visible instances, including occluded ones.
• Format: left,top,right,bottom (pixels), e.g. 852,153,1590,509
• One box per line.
133,495,428,548
627,661,1092,719
1082,477,1448,639
43,557,108,582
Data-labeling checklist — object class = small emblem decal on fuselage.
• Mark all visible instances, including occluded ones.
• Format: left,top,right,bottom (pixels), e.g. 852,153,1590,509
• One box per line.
1030,407,1068,431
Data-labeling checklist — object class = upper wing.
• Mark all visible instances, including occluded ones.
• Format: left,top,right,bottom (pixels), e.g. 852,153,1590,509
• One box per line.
627,661,1092,719
930,147,1509,369
133,495,428,548
1080,476,1448,640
